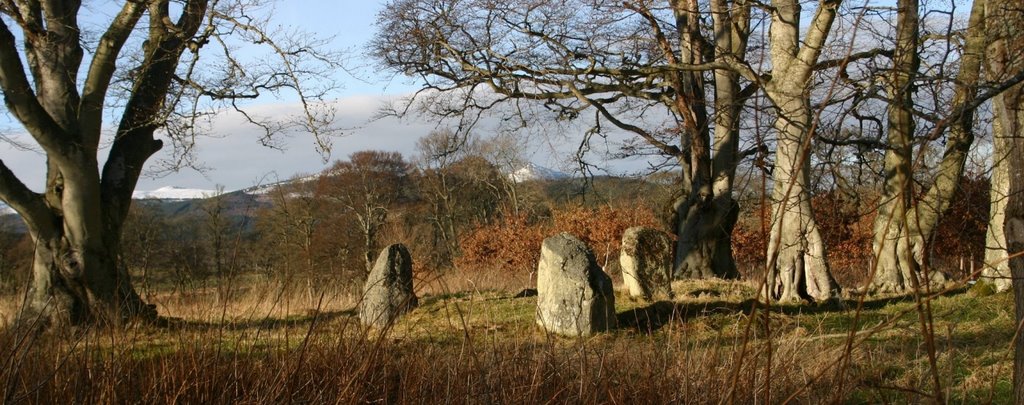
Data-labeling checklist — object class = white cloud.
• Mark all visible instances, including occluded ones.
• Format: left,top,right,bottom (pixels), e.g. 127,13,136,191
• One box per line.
0,92,661,194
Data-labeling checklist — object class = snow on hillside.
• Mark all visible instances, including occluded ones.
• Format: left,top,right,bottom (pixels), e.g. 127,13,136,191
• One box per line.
133,186,219,200
508,163,570,183
238,174,320,196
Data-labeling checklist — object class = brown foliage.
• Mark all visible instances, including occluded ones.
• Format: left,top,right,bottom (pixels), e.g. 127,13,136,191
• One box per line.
731,197,770,277
733,178,991,287
455,211,548,274
930,174,990,279
812,191,876,287
456,202,662,274
552,204,663,271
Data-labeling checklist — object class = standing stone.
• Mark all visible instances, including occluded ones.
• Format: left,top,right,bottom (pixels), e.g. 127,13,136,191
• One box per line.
536,233,616,336
359,244,418,327
620,227,674,300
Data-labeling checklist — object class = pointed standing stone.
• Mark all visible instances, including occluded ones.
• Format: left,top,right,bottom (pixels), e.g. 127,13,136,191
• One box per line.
359,244,418,327
535,233,616,336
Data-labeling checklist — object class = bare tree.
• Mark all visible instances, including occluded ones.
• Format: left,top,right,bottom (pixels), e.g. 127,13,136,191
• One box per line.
868,0,988,294
317,151,413,273
977,0,1024,398
0,0,340,326
372,0,754,280
477,133,529,216
758,0,843,302
257,178,324,279
417,129,472,264
416,129,502,267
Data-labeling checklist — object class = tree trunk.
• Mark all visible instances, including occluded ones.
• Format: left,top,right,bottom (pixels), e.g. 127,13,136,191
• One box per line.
1003,75,1024,405
983,0,1020,290
674,194,740,279
870,0,985,294
983,105,1012,291
758,0,840,303
671,0,748,280
869,0,937,293
1006,99,1024,403
23,231,152,327
764,90,838,302
982,0,1024,397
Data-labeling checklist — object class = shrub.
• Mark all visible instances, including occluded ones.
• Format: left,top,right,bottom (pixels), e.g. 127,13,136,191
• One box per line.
456,202,662,274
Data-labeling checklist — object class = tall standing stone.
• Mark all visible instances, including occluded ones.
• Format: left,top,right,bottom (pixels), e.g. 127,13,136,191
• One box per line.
359,244,418,327
536,233,616,336
620,227,674,300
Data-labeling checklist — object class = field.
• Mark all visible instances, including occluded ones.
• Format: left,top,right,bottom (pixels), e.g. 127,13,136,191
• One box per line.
0,269,1014,404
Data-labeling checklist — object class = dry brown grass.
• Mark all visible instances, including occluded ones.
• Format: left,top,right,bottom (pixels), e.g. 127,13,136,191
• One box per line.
143,278,361,323
416,266,535,297
0,272,1016,404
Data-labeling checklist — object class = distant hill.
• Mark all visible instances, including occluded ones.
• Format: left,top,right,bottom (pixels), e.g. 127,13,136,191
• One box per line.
133,186,220,200
508,163,570,183
0,167,668,236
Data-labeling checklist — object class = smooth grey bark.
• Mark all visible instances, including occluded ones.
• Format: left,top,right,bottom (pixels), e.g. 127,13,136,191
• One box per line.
870,0,986,294
760,0,841,302
983,0,1024,293
982,100,1013,291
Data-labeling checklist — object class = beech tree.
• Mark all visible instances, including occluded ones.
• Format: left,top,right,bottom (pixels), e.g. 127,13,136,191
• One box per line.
756,0,843,302
0,0,338,326
867,0,987,294
980,1,1024,399
982,1,1024,293
372,0,754,280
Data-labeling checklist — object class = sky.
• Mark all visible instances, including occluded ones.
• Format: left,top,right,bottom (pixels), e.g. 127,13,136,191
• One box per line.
0,0,615,193
0,0,917,193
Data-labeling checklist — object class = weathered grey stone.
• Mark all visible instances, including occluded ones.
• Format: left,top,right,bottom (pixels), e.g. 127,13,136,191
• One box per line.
620,226,674,300
359,244,418,327
535,233,616,336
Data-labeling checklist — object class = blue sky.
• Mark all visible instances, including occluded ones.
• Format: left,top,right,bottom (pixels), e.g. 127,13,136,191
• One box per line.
273,0,419,95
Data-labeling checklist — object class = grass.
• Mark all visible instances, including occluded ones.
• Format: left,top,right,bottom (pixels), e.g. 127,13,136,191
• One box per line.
0,269,1017,404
